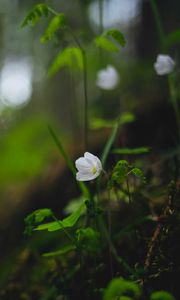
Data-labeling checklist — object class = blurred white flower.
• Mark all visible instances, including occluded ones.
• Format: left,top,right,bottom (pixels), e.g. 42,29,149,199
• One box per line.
154,54,175,75
75,152,102,181
96,65,119,90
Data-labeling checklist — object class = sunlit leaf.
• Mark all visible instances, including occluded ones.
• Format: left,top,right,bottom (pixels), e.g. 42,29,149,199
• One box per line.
150,290,175,300
48,47,83,76
41,13,67,43
103,277,141,300
106,29,126,47
21,3,50,27
118,112,136,125
43,244,76,257
95,36,119,52
131,168,146,184
90,118,115,129
112,147,150,155
35,203,85,232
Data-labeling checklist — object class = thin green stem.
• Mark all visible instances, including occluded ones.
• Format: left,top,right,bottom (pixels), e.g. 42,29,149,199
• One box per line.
48,6,89,150
107,189,113,278
126,177,131,203
100,216,138,279
82,49,88,150
150,0,180,142
150,0,165,51
51,214,77,246
66,27,88,150
168,74,180,141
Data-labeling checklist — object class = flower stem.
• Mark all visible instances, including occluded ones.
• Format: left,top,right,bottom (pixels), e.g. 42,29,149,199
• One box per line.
150,0,180,142
150,0,165,51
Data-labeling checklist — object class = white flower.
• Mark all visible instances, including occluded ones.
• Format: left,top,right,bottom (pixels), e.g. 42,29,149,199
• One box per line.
96,65,119,90
75,152,102,181
154,54,175,75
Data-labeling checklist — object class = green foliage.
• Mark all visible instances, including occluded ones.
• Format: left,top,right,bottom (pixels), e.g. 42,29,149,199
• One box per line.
165,29,180,48
150,290,175,300
48,47,83,76
91,113,135,130
112,147,150,155
131,168,146,184
40,13,67,43
95,36,119,52
43,244,76,257
24,208,52,235
106,29,126,47
76,227,101,254
103,277,141,300
111,160,129,186
21,3,50,27
109,160,146,188
95,29,125,52
0,117,52,185
101,122,119,167
34,203,85,232
118,112,136,125
48,125,89,198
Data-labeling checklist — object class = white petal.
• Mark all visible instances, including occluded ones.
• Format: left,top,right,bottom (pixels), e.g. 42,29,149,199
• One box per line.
76,171,98,181
154,54,175,75
75,157,91,171
96,65,119,90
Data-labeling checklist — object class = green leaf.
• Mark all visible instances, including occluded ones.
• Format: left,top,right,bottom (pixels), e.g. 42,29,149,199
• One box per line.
103,277,141,300
150,290,175,300
112,147,150,155
90,118,116,129
48,47,83,76
43,244,76,257
165,29,180,48
106,29,126,47
21,3,50,27
101,122,119,167
35,203,85,232
76,227,101,254
40,13,67,43
24,208,52,235
118,112,136,125
48,125,89,198
111,160,129,186
131,168,146,184
95,36,119,52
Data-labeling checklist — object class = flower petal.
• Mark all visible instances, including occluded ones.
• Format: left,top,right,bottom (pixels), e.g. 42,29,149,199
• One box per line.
75,157,91,171
76,171,98,181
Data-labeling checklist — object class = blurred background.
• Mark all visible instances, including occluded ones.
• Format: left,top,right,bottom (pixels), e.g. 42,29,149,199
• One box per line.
0,0,179,276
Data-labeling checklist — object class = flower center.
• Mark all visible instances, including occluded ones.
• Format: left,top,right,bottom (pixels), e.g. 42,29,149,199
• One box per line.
91,166,97,175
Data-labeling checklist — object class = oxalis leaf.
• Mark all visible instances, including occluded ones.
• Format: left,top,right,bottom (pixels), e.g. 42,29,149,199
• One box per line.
21,3,50,27
112,147,150,155
48,47,83,76
106,29,126,47
131,168,146,184
103,277,141,300
95,36,119,52
150,290,175,300
24,208,52,235
43,244,76,257
95,28,125,53
34,203,85,232
41,13,67,43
